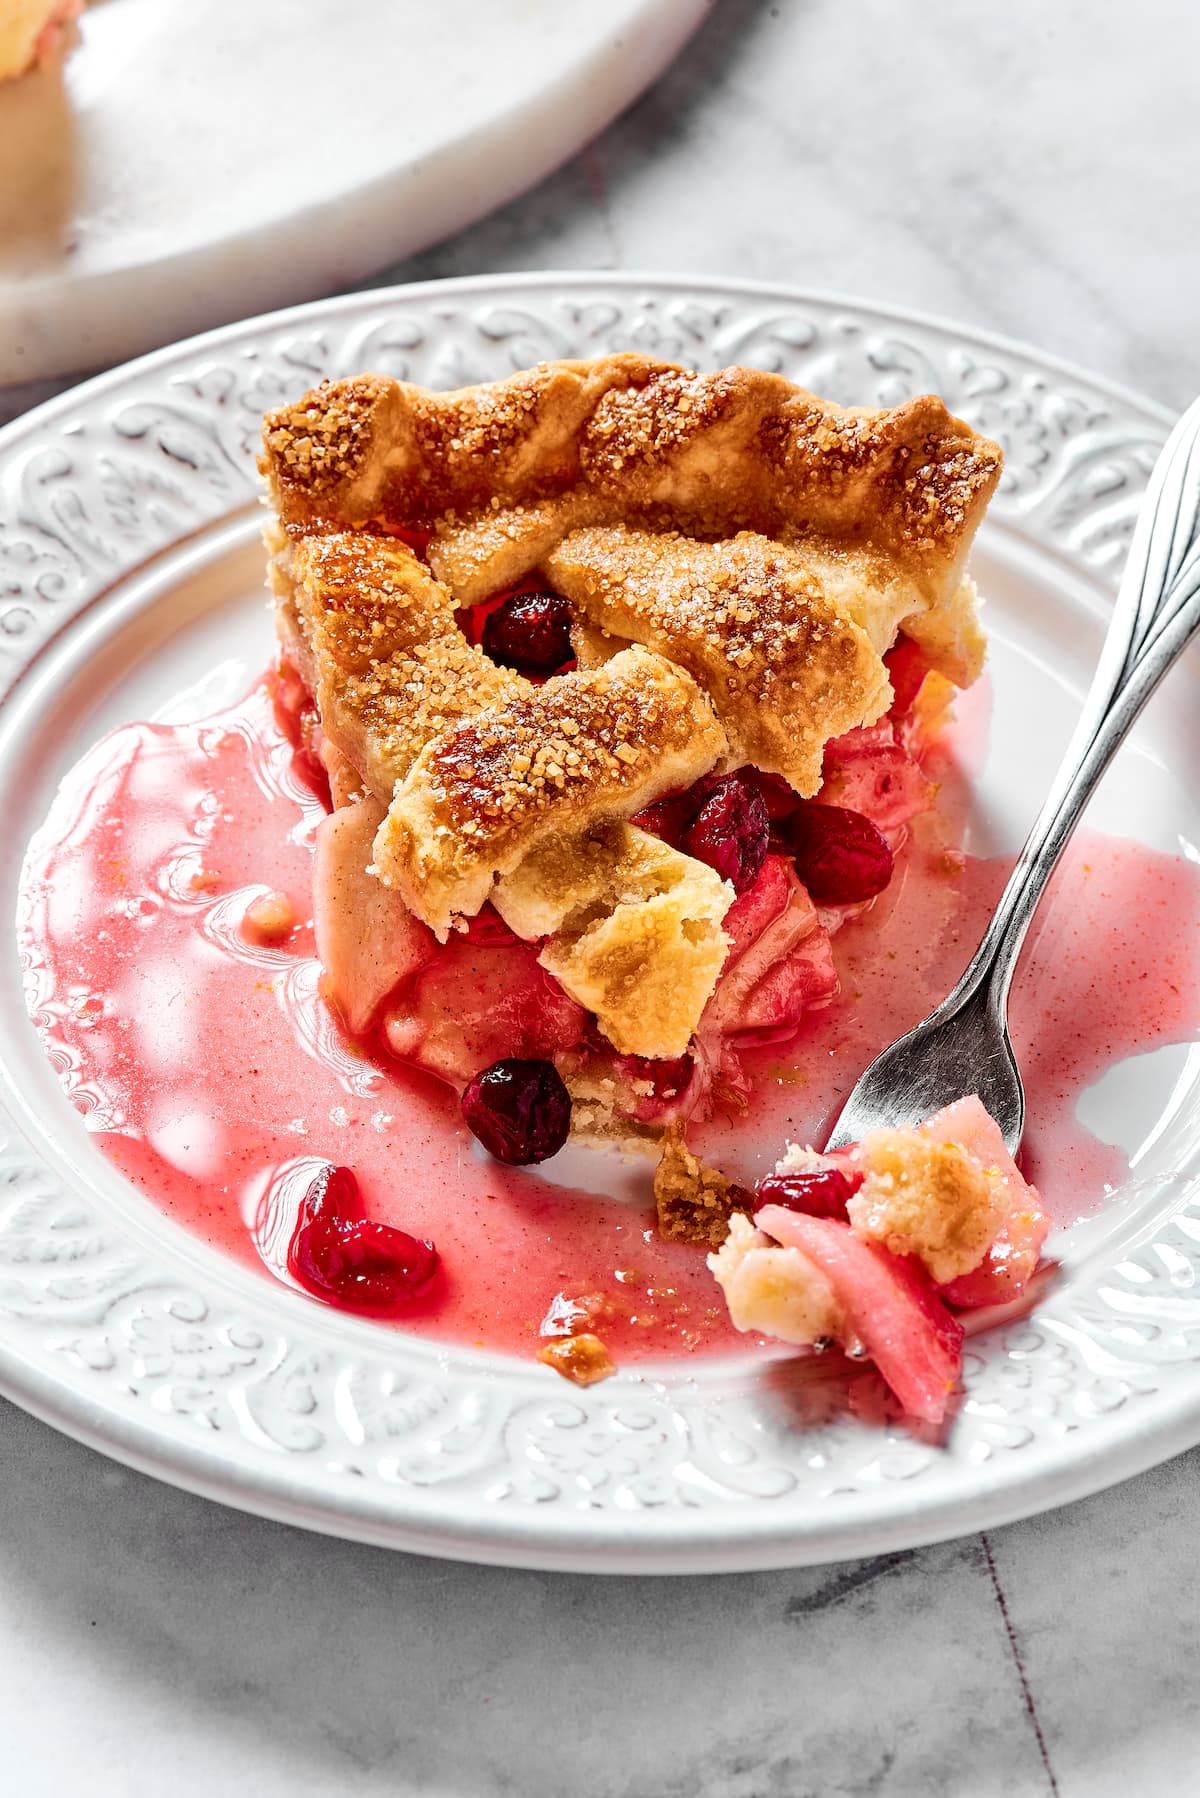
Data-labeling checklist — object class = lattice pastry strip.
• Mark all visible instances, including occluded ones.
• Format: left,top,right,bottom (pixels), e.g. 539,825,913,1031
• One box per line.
281,530,525,803
263,355,1000,650
374,645,728,937
266,521,738,1053
545,526,893,795
494,822,734,1060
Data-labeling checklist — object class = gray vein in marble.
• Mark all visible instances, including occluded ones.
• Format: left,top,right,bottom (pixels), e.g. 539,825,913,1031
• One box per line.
981,1533,1061,1798
783,1551,916,1617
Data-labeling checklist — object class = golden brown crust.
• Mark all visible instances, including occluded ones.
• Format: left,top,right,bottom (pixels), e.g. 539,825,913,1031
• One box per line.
528,825,733,1059
261,357,658,531
287,530,524,803
262,375,400,512
373,646,727,935
261,358,1002,642
262,356,1000,1063
654,1132,755,1247
545,526,889,795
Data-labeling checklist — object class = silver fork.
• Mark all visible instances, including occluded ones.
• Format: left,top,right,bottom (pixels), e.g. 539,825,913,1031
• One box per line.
825,393,1200,1156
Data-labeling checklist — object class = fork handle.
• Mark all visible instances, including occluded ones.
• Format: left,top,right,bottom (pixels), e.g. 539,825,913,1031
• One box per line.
951,395,1200,1019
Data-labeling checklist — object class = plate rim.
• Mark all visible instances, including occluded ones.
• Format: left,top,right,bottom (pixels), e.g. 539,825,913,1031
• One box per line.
0,267,1176,455
1,269,1195,1573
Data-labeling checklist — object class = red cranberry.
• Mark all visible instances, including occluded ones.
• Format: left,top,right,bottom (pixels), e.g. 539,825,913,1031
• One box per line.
619,1051,694,1102
755,1166,864,1220
682,773,770,894
461,1057,572,1164
745,769,802,822
287,1164,437,1314
381,524,432,558
787,803,894,904
631,791,692,849
481,589,574,674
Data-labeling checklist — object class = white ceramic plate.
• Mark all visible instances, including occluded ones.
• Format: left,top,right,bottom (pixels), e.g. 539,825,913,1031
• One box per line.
0,0,712,385
1,273,1197,1574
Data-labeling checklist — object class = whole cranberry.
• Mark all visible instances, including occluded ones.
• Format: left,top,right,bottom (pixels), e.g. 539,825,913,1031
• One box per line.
631,791,693,849
481,589,574,674
682,773,770,894
745,768,801,822
787,803,894,904
462,1057,572,1164
755,1165,864,1220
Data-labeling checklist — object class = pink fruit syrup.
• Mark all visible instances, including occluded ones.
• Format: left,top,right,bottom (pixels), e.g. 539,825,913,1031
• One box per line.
17,670,1200,1368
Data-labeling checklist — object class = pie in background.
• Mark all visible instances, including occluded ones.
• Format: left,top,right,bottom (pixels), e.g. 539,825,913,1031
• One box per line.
0,0,83,81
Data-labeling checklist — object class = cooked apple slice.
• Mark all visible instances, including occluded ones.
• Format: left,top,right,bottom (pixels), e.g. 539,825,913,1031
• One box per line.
313,797,433,1034
751,1207,964,1424
383,933,587,1087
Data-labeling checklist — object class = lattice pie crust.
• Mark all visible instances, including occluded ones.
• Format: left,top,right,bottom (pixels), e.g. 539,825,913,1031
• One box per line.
260,355,1000,1060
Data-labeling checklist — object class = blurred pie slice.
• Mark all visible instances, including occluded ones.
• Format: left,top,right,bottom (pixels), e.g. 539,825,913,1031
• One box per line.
0,0,83,81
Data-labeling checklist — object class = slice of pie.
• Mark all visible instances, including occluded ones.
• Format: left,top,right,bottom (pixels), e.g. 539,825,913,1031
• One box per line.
0,0,83,81
260,355,1002,1147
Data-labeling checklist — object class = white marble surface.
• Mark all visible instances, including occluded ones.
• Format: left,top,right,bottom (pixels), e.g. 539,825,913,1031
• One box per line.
4,1,1200,1792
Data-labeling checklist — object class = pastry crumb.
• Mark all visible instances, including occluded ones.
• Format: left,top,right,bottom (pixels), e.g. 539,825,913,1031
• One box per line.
536,1334,615,1385
708,1213,846,1347
654,1131,755,1247
847,1127,1010,1282
243,890,296,943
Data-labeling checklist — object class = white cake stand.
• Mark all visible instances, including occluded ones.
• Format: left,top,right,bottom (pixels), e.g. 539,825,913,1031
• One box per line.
0,0,712,385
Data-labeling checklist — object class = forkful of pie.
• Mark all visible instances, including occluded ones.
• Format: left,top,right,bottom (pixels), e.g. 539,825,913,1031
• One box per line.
709,394,1200,1420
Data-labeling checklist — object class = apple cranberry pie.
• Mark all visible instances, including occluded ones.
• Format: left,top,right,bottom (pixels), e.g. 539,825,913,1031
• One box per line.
0,0,82,80
260,355,1001,1153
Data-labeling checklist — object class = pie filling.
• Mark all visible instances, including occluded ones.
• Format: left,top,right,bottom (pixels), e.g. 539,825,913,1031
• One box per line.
257,538,1051,1413
275,624,945,1142
250,354,1050,1409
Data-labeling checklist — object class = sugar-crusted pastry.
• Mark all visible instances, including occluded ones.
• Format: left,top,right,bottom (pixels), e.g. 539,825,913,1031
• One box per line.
263,358,998,634
260,356,1001,1138
274,529,525,804
544,526,891,795
374,645,727,936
